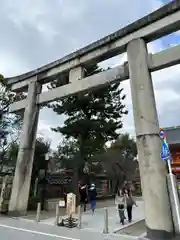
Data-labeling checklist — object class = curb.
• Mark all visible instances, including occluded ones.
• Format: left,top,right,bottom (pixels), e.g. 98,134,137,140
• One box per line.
113,218,145,234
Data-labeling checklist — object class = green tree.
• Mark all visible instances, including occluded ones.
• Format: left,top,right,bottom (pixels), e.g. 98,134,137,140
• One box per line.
6,142,19,166
110,133,137,161
48,64,128,174
29,137,51,197
0,74,23,170
103,133,138,192
55,139,78,170
31,138,51,179
2,137,51,177
54,139,82,194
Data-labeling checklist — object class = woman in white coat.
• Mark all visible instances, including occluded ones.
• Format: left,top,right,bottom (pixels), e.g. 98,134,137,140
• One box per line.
115,189,126,225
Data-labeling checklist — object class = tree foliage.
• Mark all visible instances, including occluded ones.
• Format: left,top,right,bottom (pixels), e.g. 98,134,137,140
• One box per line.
102,133,138,190
48,65,128,169
6,142,19,166
1,137,50,176
55,139,79,170
0,74,23,169
32,137,51,179
29,137,51,197
110,133,137,164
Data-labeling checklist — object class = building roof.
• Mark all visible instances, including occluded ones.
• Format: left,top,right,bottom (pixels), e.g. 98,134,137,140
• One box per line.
164,126,180,145
46,172,72,185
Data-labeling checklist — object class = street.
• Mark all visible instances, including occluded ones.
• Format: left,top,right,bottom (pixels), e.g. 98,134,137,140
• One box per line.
0,216,137,240
0,225,71,240
0,217,82,240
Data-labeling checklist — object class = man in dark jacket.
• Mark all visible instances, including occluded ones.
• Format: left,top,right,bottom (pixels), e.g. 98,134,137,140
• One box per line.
79,183,88,212
88,183,97,213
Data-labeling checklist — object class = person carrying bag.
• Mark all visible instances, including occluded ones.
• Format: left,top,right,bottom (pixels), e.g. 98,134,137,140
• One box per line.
124,188,137,223
115,189,126,225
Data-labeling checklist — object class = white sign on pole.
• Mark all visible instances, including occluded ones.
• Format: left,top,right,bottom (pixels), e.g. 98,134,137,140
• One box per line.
59,199,65,207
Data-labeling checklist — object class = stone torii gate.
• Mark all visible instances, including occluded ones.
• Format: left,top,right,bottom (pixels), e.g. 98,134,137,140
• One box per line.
3,1,180,239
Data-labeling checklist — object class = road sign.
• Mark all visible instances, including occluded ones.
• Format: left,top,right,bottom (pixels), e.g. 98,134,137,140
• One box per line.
159,129,166,139
161,140,171,161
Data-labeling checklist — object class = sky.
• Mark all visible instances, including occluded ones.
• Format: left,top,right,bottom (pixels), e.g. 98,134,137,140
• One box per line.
0,0,180,149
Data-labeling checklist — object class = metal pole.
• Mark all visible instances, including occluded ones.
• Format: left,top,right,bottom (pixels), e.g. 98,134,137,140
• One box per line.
54,203,60,225
103,208,108,234
167,159,180,234
34,178,38,197
36,202,41,223
77,205,82,229
42,156,49,210
167,159,173,175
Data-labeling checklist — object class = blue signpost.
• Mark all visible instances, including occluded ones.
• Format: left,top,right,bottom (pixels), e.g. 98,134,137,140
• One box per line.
159,129,171,162
159,129,180,231
161,141,171,161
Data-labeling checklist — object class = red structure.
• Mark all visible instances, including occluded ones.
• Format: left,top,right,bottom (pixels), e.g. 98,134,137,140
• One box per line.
171,148,180,174
165,126,180,177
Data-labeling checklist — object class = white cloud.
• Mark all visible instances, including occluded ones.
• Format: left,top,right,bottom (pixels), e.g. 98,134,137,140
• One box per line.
99,39,180,138
37,119,59,146
0,0,180,149
121,48,180,138
0,52,29,76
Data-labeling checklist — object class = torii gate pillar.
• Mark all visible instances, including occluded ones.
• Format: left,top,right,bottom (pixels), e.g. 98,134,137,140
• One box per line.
127,38,173,239
8,79,41,216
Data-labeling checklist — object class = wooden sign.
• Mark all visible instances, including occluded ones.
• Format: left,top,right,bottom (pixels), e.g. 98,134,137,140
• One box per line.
66,193,76,216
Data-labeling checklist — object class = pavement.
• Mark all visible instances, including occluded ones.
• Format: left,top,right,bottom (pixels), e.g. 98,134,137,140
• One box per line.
38,200,145,234
0,197,145,239
116,220,146,237
1,197,180,239
21,199,116,221
0,216,143,240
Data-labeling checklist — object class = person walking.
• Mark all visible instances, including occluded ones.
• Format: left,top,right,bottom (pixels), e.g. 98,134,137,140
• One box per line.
79,183,88,212
88,183,97,214
115,189,126,225
124,188,137,223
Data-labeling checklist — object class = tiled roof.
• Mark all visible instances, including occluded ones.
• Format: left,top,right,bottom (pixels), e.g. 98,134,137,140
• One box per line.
46,172,72,185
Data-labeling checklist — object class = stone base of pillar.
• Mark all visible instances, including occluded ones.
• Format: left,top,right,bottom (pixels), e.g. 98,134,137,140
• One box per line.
146,227,174,240
8,210,27,217
166,174,180,235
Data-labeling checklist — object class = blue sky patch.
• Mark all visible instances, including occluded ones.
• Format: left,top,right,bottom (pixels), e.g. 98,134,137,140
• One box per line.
158,0,180,49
